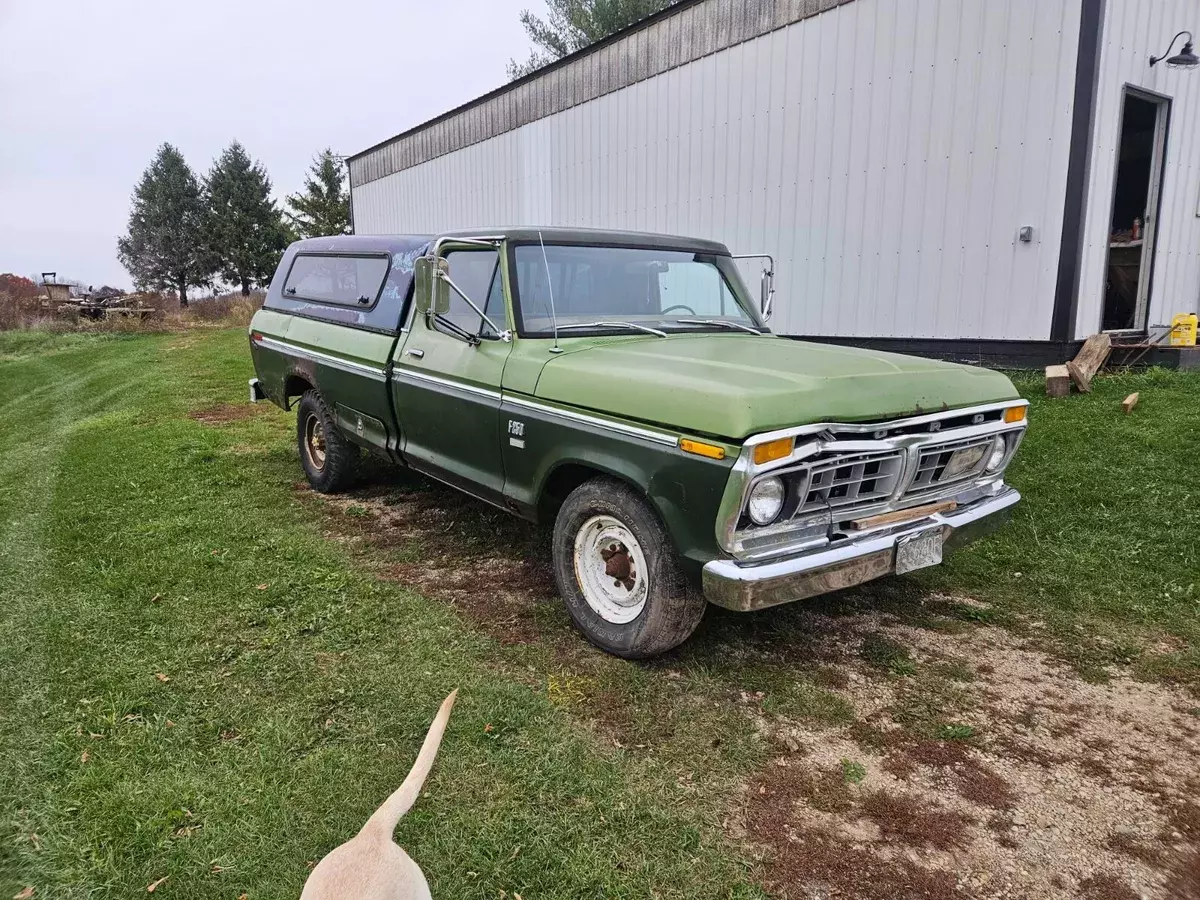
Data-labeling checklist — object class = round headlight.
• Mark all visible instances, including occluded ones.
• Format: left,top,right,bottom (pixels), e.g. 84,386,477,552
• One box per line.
985,435,1008,472
747,476,786,525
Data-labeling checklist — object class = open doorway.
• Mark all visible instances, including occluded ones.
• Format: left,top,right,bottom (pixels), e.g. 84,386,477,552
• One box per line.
1103,89,1170,332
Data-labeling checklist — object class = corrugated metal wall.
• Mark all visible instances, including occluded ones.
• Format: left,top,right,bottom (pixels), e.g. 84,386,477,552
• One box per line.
1078,0,1200,337
353,0,1083,341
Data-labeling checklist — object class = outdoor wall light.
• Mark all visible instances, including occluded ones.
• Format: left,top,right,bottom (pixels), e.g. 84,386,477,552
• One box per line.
1150,30,1200,68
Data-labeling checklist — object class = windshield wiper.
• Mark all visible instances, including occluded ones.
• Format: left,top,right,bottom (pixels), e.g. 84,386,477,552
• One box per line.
556,321,668,338
676,318,764,334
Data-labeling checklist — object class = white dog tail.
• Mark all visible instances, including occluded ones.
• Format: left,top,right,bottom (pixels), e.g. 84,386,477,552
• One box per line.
360,689,458,840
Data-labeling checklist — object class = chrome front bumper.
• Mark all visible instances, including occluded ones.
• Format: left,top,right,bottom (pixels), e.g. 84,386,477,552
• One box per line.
702,487,1020,612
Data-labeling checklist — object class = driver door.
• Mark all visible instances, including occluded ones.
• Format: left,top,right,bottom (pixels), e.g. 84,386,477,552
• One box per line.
392,247,512,505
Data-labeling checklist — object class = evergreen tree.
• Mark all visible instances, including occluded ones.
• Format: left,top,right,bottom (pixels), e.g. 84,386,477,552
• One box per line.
507,0,675,79
117,143,212,307
286,149,351,239
204,141,289,295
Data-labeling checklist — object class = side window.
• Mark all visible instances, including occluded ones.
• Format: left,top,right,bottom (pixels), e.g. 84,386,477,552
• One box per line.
284,254,389,306
438,249,500,335
656,261,732,316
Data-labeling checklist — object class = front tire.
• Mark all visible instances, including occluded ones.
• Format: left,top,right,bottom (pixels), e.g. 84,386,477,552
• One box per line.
297,390,357,493
552,477,706,659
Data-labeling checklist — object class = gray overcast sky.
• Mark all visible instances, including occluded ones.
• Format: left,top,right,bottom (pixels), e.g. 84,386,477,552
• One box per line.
0,0,539,289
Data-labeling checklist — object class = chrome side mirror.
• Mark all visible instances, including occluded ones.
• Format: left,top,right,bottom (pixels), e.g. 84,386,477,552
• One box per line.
760,267,775,321
414,256,451,315
732,253,776,322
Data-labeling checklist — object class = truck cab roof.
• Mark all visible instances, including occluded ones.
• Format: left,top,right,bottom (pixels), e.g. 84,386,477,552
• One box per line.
288,227,732,256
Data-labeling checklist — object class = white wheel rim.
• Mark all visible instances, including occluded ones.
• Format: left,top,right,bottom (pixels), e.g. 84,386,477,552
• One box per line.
572,515,649,624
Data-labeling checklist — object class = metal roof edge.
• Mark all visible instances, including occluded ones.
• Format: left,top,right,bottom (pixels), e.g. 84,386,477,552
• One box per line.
348,0,708,164
348,0,858,183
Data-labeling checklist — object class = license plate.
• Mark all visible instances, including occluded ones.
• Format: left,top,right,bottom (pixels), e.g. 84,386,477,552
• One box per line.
895,528,944,575
941,444,988,480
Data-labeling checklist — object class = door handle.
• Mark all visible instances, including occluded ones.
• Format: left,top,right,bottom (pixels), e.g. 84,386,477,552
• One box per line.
407,348,425,359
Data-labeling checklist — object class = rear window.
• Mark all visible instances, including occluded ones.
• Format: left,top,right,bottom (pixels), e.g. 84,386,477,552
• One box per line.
283,254,389,307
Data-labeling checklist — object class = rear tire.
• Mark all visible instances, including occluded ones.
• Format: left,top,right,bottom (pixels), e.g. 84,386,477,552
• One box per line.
552,477,706,659
297,390,357,493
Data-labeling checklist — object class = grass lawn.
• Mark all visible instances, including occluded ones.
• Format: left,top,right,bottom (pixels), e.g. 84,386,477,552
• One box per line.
921,365,1200,681
1,327,1196,899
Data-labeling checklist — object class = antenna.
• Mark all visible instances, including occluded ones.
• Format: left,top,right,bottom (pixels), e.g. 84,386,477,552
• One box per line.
538,229,562,354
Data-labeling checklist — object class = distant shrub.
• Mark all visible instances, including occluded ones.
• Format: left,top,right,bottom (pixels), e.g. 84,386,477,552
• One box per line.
129,291,174,313
0,292,17,330
0,274,38,301
0,293,19,330
0,291,48,330
181,291,264,326
0,288,264,333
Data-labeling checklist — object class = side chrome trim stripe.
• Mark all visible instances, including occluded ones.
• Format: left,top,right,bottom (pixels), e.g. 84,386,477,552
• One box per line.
503,394,678,447
392,366,502,401
389,369,678,447
264,339,680,447
259,336,388,382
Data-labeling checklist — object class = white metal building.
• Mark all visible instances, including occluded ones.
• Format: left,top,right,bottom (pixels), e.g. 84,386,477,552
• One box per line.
348,0,1200,361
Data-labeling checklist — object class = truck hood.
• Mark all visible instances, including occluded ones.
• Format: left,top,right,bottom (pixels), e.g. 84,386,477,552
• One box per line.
532,335,1020,440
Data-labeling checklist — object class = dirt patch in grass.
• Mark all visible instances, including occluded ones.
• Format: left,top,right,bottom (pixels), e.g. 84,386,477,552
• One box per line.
859,790,974,850
1167,802,1200,842
1164,849,1200,900
303,476,568,650
746,767,965,900
735,605,1198,900
1107,831,1167,866
188,402,269,426
849,720,1014,809
1078,873,1142,900
759,763,854,815
386,557,553,646
752,825,966,900
946,758,1017,810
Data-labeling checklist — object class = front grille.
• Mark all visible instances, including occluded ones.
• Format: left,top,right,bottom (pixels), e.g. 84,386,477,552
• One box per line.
729,409,1024,559
905,436,995,496
798,450,905,513
820,409,1004,440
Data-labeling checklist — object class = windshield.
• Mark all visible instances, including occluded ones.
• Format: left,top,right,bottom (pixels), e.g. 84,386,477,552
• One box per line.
511,244,766,336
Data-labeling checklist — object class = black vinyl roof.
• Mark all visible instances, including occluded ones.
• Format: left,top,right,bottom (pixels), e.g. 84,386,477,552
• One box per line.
299,227,730,255
445,226,729,253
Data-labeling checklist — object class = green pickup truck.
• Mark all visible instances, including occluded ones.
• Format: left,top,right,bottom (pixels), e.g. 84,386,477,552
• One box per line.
248,228,1027,658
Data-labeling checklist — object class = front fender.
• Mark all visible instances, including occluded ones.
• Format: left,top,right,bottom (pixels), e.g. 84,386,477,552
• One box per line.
501,398,735,567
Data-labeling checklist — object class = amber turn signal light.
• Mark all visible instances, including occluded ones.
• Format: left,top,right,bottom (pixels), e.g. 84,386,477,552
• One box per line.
1003,406,1027,424
753,437,794,465
679,438,726,460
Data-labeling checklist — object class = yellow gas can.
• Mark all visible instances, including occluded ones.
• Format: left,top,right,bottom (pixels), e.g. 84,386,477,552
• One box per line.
1169,312,1198,347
